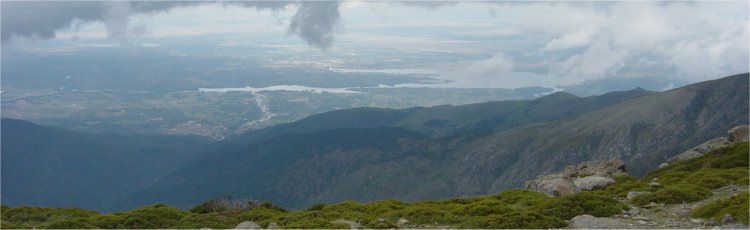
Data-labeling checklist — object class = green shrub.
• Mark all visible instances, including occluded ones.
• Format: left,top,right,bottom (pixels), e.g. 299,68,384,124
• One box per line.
494,189,552,208
1,206,99,227
691,192,749,225
467,211,566,229
382,206,453,224
89,214,125,229
115,203,187,229
632,184,712,205
450,199,513,216
307,203,327,211
361,199,408,215
171,212,241,229
535,192,627,220
238,207,285,223
40,218,98,229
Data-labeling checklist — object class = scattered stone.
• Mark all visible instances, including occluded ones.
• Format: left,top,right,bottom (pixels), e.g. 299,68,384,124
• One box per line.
626,207,641,216
717,224,750,229
200,228,212,230
331,219,361,229
720,214,735,225
396,218,409,227
638,220,647,225
573,176,616,191
646,202,659,208
633,216,650,221
234,221,261,229
659,163,669,168
691,219,704,225
627,191,650,200
649,181,661,187
569,214,629,229
267,222,279,229
666,221,680,227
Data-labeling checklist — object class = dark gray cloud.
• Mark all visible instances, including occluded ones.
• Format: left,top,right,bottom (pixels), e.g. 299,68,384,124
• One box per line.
288,1,340,50
1,1,340,49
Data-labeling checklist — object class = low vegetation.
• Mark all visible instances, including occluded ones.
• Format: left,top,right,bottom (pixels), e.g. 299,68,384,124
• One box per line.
691,192,749,225
1,143,746,229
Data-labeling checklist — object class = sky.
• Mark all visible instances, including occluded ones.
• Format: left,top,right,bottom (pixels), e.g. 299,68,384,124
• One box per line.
2,0,749,90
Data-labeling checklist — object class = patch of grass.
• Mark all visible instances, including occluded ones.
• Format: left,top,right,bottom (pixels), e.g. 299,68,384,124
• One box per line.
534,191,628,220
691,192,749,225
632,184,712,205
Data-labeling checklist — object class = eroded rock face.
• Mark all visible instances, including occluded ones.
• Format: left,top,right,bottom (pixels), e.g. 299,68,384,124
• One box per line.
525,159,626,197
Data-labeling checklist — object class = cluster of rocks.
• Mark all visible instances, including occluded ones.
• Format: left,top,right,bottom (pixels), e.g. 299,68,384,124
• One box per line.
525,159,627,197
666,125,749,165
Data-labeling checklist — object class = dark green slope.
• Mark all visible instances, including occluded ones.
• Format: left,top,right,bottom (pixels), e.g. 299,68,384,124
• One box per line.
0,119,211,212
121,127,427,210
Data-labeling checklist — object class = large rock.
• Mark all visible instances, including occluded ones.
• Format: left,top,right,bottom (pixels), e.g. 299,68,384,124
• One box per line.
525,159,625,197
234,221,261,229
573,176,616,191
728,125,749,143
525,174,579,197
569,215,630,229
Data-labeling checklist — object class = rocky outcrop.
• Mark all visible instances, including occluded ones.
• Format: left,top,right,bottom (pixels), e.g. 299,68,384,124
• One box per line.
525,160,625,197
668,125,749,163
234,221,261,229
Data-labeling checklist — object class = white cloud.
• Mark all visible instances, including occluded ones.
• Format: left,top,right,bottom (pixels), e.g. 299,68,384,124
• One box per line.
517,1,749,84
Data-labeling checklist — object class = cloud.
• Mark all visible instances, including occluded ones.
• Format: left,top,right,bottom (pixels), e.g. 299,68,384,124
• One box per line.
1,1,340,49
288,1,341,50
517,1,749,83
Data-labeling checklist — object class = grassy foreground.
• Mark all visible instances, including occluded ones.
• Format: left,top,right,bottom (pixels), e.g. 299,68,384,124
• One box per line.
1,143,747,229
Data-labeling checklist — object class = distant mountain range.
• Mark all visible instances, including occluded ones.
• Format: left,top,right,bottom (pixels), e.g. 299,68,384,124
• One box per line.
2,73,748,212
